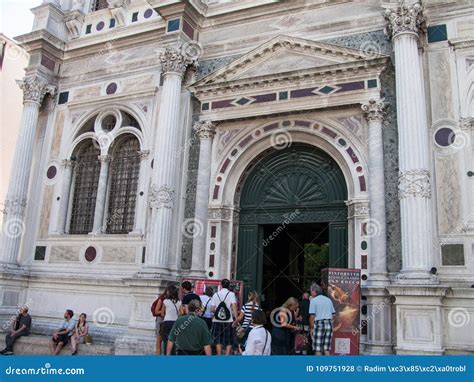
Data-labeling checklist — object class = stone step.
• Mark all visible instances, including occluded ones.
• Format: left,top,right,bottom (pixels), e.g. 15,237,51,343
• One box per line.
0,334,114,356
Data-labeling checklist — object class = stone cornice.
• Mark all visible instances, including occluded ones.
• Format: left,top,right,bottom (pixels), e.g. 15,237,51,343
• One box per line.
192,58,387,98
15,29,66,53
449,37,474,50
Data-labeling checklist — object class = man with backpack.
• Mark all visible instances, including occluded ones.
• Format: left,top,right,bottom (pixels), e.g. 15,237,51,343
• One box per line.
210,279,239,355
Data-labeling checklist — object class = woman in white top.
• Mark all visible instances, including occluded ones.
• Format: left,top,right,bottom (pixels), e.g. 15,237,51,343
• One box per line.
199,286,214,329
242,310,271,356
161,286,182,354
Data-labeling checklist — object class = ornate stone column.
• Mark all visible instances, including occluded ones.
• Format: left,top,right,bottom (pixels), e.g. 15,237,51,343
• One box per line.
131,150,150,235
190,121,216,275
0,76,55,266
384,3,434,282
91,155,110,235
147,46,194,271
362,99,388,283
56,159,75,234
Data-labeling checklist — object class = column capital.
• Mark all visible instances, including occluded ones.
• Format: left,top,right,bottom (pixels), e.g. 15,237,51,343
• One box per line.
98,155,110,163
383,2,425,40
17,76,56,106
61,158,76,168
398,170,431,199
149,184,175,209
159,45,195,77
194,121,217,140
362,98,386,122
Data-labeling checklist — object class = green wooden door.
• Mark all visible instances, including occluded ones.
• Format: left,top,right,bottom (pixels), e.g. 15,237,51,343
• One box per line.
236,144,348,292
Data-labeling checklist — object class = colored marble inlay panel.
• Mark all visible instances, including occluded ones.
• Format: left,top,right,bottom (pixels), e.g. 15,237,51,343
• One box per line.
290,87,316,98
263,123,279,132
336,81,365,92
346,147,359,163
239,135,253,148
254,93,277,103
295,120,311,127
321,127,337,138
212,100,234,109
359,176,367,192
209,254,215,267
213,185,220,199
182,19,194,39
210,226,217,238
41,55,55,71
361,255,367,269
220,158,231,173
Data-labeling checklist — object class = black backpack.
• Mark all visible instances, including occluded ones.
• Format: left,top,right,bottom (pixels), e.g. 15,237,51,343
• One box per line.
214,291,231,321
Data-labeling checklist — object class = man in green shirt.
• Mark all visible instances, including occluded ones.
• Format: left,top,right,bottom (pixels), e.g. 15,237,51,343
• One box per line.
166,299,213,355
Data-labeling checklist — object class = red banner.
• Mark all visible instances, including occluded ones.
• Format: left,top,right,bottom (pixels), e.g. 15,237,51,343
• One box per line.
321,268,361,355
180,278,244,308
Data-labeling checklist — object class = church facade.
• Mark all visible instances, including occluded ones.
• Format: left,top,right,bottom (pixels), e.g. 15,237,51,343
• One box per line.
1,0,473,355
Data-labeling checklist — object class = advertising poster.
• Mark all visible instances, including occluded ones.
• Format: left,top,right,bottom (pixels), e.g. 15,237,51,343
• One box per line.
321,268,361,355
181,278,244,308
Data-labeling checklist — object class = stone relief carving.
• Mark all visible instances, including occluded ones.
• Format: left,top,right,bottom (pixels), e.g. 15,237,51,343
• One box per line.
362,98,386,122
149,184,175,209
347,201,370,219
398,170,431,199
383,2,425,39
208,208,234,220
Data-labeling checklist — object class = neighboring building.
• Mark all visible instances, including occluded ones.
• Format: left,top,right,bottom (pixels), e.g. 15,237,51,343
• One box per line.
0,0,473,355
0,34,29,233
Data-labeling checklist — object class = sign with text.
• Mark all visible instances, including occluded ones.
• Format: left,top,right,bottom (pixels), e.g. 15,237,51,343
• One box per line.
321,268,361,355
181,278,244,308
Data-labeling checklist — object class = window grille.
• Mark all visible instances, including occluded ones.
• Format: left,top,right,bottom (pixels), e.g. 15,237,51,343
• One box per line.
69,141,101,234
106,136,141,234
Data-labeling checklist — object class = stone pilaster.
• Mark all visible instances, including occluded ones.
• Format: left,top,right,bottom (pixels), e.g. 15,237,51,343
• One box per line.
362,99,388,284
384,3,435,283
147,45,194,271
0,76,55,266
131,150,150,235
92,155,110,235
56,159,75,234
190,121,216,276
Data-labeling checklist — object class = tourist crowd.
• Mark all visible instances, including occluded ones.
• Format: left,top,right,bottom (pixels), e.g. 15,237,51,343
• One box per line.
1,278,335,356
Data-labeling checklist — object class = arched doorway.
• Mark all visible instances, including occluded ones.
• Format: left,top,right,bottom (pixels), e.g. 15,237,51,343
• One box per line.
236,144,348,309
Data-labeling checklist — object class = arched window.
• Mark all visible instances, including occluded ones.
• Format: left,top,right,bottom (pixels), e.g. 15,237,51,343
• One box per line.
69,140,101,234
106,135,141,234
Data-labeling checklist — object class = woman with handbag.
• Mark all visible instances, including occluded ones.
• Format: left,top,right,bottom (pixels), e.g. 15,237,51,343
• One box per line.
153,286,173,355
161,286,182,355
241,310,271,355
236,291,260,348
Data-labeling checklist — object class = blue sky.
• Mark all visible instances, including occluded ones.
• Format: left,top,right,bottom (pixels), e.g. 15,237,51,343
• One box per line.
0,0,42,39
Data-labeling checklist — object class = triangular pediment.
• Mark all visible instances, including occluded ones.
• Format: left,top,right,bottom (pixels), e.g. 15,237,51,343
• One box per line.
194,35,387,87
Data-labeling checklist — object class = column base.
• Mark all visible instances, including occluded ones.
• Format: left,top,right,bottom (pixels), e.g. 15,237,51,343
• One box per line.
395,270,439,285
387,285,449,355
365,272,390,287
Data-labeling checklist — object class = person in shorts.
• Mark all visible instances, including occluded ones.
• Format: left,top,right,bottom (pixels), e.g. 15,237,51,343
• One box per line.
49,309,76,356
309,283,335,355
210,279,239,355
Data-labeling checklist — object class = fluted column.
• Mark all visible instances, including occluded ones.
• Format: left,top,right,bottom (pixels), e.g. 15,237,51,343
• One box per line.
362,99,388,284
384,3,434,282
91,155,110,235
147,46,194,270
56,159,75,234
0,76,55,266
190,121,216,275
131,150,150,235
